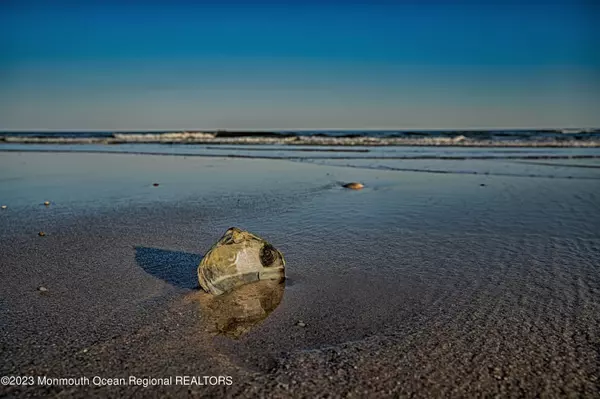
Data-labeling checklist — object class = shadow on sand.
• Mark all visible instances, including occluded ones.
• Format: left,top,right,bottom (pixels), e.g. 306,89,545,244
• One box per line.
135,247,202,289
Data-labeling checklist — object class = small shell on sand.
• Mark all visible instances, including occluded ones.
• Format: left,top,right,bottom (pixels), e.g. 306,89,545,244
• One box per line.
1,205,6,209
38,231,46,237
343,182,364,190
38,286,48,292
43,201,50,206
296,321,307,327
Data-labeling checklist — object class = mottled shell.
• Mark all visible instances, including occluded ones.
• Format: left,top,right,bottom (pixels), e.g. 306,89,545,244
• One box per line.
198,227,285,295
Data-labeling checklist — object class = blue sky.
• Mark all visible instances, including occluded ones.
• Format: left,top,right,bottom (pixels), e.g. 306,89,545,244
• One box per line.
1,0,598,130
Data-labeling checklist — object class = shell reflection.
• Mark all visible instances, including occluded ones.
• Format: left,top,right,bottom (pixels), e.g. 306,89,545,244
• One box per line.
193,279,285,339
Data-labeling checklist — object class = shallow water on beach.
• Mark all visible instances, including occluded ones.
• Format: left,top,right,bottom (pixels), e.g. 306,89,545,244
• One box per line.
1,150,599,396
3,142,600,158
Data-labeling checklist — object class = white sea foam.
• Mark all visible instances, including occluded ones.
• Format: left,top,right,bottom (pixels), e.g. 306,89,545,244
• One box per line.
112,132,216,142
2,132,600,147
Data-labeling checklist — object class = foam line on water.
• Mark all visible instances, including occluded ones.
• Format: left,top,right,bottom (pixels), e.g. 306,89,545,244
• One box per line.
3,133,600,147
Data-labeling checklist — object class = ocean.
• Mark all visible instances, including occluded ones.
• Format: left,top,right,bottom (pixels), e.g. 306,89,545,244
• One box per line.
2,130,600,182
1,129,600,146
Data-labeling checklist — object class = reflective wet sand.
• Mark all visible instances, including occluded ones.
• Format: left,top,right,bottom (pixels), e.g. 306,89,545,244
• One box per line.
0,151,599,397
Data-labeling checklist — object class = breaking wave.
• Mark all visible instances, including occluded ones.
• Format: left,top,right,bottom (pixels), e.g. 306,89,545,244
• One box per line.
1,129,600,147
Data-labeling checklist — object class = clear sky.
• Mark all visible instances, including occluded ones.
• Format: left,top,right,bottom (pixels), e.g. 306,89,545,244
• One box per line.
1,0,598,130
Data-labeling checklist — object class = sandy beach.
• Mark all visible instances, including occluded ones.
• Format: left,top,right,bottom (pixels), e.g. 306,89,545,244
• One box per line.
1,150,599,397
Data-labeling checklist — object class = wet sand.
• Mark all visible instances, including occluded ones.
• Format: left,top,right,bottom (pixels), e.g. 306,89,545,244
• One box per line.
1,151,599,397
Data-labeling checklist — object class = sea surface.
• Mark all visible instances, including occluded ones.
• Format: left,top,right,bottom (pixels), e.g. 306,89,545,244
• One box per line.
1,129,600,146
2,131,600,184
2,129,600,181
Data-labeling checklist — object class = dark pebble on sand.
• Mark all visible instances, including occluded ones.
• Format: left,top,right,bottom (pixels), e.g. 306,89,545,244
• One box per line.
480,183,486,187
38,231,46,237
153,183,160,187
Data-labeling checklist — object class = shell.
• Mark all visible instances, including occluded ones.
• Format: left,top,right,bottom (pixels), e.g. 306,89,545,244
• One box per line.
343,182,364,190
198,227,285,295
